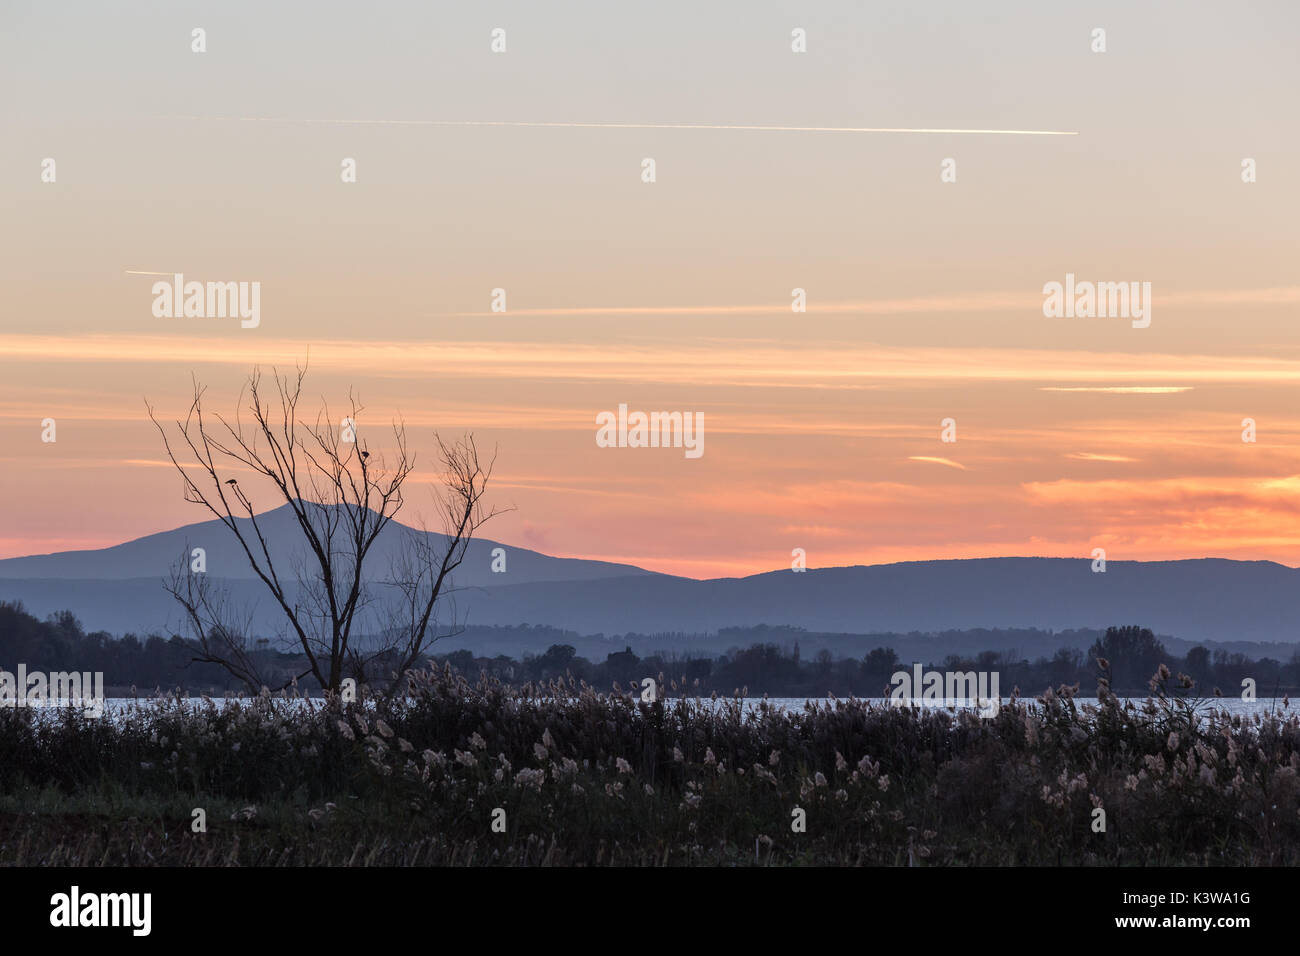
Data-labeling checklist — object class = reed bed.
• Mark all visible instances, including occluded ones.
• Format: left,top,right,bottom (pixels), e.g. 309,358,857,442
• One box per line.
2,665,1297,865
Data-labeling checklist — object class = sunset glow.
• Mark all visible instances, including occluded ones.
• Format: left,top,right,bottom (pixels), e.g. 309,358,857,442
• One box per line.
3,2,1298,579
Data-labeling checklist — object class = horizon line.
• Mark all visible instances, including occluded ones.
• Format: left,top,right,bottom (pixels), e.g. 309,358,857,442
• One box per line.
2,502,1294,584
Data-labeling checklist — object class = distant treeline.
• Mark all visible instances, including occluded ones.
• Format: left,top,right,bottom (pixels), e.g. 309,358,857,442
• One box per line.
444,625,1300,697
3,601,1297,697
0,603,237,692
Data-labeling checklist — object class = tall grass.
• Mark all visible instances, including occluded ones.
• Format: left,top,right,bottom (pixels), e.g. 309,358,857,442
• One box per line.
2,665,1297,865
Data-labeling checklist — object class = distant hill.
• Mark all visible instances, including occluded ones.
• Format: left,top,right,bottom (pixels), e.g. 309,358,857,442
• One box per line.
1,507,1298,646
449,557,1300,645
0,502,658,587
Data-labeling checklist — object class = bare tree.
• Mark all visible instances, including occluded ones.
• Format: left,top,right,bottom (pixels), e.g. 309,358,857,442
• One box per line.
146,365,505,696
165,551,267,690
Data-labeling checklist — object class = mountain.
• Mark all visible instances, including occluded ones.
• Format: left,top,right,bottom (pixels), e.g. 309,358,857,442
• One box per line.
0,502,664,638
1,507,1298,646
455,557,1300,646
0,502,657,586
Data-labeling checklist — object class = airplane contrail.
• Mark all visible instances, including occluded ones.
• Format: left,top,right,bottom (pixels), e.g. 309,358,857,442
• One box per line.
436,287,1300,320
158,116,1078,136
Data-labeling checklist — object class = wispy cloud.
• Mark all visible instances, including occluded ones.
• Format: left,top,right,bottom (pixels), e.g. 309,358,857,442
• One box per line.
439,287,1300,319
159,115,1079,136
439,292,1034,318
1066,452,1139,462
1041,387,1194,394
908,456,967,470
4,336,1300,388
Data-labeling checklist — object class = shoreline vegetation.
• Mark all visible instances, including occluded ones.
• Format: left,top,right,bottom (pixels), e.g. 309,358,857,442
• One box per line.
4,602,1298,699
2,664,1298,866
5,601,1299,865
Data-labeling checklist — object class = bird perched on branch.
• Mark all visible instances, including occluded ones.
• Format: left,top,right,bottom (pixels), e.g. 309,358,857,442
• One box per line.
225,478,238,485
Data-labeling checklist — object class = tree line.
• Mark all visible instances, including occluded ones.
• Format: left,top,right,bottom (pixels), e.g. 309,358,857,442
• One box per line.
3,603,1295,698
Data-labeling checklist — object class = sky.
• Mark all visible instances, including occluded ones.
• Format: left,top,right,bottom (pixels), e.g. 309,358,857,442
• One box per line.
2,1,1299,578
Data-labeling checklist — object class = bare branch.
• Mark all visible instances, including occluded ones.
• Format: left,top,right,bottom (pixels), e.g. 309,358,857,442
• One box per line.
146,366,503,696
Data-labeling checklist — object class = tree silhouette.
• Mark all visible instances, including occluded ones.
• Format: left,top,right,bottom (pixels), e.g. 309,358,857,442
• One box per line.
147,365,505,696
1088,625,1167,690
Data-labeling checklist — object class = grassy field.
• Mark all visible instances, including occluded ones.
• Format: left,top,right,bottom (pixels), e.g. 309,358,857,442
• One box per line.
2,666,1298,866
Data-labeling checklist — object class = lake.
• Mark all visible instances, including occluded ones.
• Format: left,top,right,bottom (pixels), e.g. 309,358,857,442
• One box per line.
9,694,1291,720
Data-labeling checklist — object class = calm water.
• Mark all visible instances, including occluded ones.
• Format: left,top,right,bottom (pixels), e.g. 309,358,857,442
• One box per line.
12,695,1291,719
759,697,1291,717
